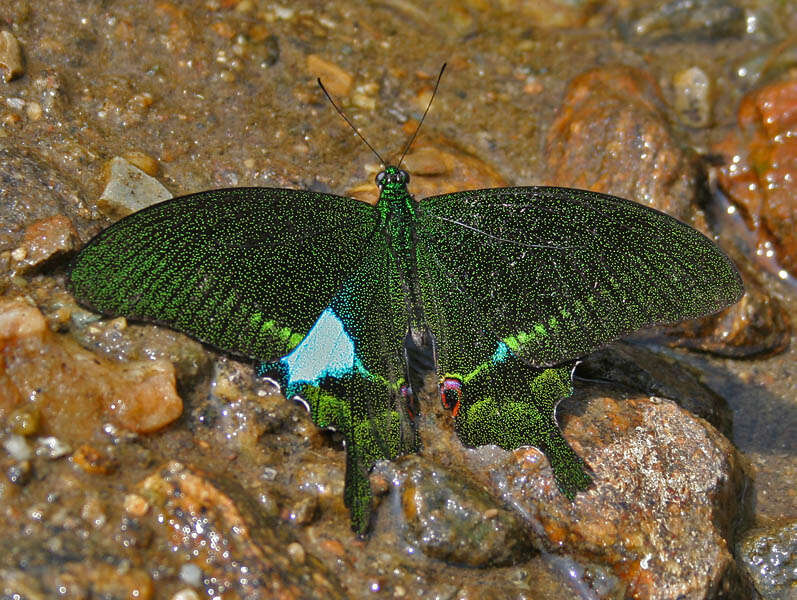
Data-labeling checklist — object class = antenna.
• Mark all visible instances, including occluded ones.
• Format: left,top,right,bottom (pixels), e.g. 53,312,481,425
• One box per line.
318,62,447,168
318,78,385,165
397,63,447,168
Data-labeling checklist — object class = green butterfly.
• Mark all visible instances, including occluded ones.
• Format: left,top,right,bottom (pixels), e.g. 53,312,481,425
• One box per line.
68,75,743,535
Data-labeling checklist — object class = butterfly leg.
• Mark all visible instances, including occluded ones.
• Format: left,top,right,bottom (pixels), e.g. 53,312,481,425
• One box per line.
448,364,592,499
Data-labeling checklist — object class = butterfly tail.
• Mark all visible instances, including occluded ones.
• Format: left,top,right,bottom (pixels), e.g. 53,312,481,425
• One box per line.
454,364,592,499
343,436,376,536
533,418,593,499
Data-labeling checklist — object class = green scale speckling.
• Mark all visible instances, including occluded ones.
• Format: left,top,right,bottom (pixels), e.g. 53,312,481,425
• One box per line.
68,165,743,535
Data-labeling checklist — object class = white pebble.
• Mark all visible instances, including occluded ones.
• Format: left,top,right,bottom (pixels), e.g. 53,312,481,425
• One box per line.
35,436,72,459
3,434,31,461
179,563,202,587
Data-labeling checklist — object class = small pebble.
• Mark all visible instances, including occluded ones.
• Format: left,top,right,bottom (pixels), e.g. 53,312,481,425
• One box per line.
35,436,71,459
3,434,32,461
179,563,202,587
673,66,712,128
286,541,306,564
6,460,32,485
72,444,117,475
12,215,79,273
9,407,40,436
81,495,107,528
306,54,352,97
288,496,318,525
122,151,160,177
402,146,449,176
351,93,376,110
98,157,172,218
26,101,41,120
2,112,21,126
172,590,200,600
123,493,151,517
0,30,24,82
523,76,543,94
319,538,346,557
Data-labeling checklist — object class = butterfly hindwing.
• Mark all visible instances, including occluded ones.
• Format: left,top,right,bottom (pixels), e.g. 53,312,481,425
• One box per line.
453,358,592,499
417,243,592,496
68,188,380,362
416,186,744,369
260,236,418,534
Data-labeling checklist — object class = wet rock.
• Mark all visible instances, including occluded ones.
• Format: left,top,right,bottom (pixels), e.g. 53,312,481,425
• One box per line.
0,147,89,252
98,157,172,219
547,65,791,358
123,492,150,518
191,357,308,459
9,215,79,274
473,390,745,598
0,298,182,441
2,434,31,461
736,520,797,600
735,40,797,88
545,65,707,229
70,312,212,390
620,0,745,43
576,341,732,435
673,66,713,128
294,460,345,499
5,458,32,485
137,462,344,599
32,70,70,117
665,255,792,358
7,405,40,436
251,33,280,68
0,30,24,82
381,455,536,567
713,77,797,278
306,54,352,98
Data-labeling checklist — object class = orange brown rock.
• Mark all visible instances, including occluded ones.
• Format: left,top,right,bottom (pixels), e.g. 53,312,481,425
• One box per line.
714,78,797,277
0,299,182,441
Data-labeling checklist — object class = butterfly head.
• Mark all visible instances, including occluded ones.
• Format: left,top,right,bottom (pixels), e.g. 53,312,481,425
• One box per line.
375,166,410,190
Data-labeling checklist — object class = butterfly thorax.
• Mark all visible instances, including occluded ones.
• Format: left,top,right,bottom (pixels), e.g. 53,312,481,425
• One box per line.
376,166,426,332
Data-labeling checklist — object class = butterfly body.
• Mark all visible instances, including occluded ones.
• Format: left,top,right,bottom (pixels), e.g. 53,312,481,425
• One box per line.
68,162,743,534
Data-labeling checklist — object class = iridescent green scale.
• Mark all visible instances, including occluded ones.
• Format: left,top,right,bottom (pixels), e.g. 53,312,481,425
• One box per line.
69,163,743,534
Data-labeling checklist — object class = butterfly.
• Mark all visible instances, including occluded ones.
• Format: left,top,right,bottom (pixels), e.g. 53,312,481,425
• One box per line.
67,68,744,534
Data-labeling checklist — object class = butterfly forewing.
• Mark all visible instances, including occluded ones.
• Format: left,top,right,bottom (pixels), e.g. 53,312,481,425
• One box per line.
68,187,380,362
415,186,744,369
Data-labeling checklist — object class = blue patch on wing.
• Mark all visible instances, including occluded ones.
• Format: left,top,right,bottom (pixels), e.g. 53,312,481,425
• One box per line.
491,341,511,364
281,307,357,387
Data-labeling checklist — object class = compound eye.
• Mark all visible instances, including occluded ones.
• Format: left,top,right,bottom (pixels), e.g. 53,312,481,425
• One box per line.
399,169,410,184
375,171,386,187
